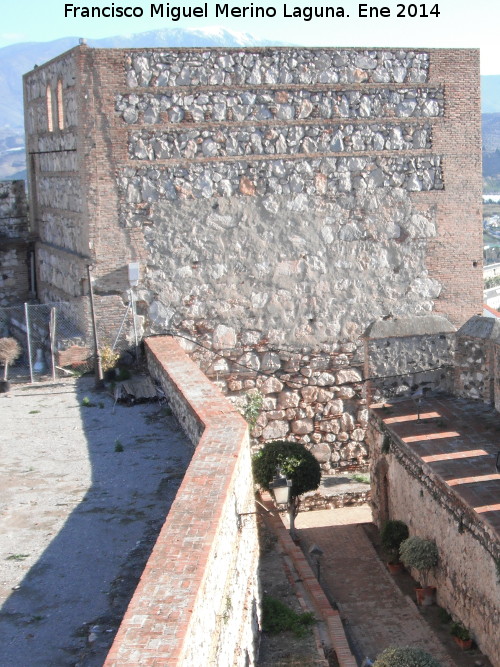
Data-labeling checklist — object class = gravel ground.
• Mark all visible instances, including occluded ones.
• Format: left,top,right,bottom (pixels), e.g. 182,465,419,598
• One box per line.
0,376,192,667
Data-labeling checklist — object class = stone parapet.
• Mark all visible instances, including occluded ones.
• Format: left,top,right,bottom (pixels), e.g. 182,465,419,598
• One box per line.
105,336,260,666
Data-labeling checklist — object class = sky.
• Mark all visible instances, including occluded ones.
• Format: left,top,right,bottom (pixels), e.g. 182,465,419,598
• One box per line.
1,0,500,74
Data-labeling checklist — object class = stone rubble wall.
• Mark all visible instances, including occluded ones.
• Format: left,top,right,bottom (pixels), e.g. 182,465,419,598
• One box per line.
180,335,369,470
37,175,82,213
117,87,443,125
0,180,31,306
455,335,491,402
365,333,455,402
453,317,500,405
0,181,28,238
121,155,442,216
23,46,482,472
22,48,92,320
128,122,433,161
36,246,83,298
125,48,430,87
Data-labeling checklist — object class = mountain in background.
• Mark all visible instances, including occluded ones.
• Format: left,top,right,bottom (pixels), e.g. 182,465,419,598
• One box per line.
0,26,282,179
482,76,500,114
1,30,500,181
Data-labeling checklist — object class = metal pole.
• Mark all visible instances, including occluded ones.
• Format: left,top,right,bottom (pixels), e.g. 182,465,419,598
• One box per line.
130,288,139,360
86,265,103,387
24,303,34,384
49,307,57,381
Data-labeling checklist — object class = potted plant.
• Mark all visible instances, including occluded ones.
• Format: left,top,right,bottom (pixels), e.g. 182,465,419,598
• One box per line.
374,646,442,666
380,519,409,573
399,536,438,605
450,622,472,650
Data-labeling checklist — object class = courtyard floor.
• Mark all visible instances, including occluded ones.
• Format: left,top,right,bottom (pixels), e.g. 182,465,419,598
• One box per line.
0,376,191,667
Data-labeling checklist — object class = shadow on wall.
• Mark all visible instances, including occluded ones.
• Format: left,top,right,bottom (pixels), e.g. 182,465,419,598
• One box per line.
0,377,192,667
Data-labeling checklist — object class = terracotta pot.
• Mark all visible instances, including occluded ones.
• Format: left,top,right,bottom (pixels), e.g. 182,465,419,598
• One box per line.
387,561,404,574
415,586,436,606
453,636,472,650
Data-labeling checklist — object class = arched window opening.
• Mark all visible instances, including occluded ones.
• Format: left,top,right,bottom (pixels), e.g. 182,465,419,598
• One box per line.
56,79,64,130
46,84,53,132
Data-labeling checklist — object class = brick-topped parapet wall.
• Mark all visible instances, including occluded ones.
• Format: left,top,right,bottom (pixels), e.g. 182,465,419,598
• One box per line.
105,336,260,666
260,493,357,667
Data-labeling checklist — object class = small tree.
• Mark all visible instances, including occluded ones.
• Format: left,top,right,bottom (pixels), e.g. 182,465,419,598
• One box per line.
374,646,442,667
399,536,438,587
252,440,321,537
0,337,21,381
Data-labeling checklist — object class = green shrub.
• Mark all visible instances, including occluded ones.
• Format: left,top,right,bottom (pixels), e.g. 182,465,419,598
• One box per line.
399,536,438,586
374,646,442,667
437,607,452,624
450,622,471,641
243,390,263,429
380,520,409,560
262,595,315,638
252,440,321,500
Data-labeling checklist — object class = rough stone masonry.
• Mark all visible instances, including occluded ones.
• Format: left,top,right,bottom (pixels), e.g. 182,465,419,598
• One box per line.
23,46,483,470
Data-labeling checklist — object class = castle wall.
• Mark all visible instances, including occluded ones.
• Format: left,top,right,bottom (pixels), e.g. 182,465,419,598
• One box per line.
23,49,91,337
24,46,482,468
0,180,30,306
368,408,500,667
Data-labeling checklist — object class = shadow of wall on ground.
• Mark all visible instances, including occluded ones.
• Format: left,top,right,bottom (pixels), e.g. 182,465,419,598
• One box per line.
0,376,192,667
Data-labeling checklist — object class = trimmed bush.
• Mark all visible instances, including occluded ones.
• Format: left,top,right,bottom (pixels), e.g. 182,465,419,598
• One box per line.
374,646,442,667
252,440,321,500
380,520,409,560
399,536,438,586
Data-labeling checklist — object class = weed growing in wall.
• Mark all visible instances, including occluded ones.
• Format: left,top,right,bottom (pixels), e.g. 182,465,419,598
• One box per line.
243,390,263,430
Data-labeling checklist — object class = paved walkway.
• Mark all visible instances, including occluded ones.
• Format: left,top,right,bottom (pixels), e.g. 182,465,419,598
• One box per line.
295,506,456,666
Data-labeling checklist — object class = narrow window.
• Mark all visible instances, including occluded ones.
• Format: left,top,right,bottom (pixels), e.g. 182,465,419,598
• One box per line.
46,84,53,132
56,79,64,130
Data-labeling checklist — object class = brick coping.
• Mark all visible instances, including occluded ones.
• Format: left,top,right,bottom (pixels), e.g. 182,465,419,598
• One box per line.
259,493,357,667
104,336,250,666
